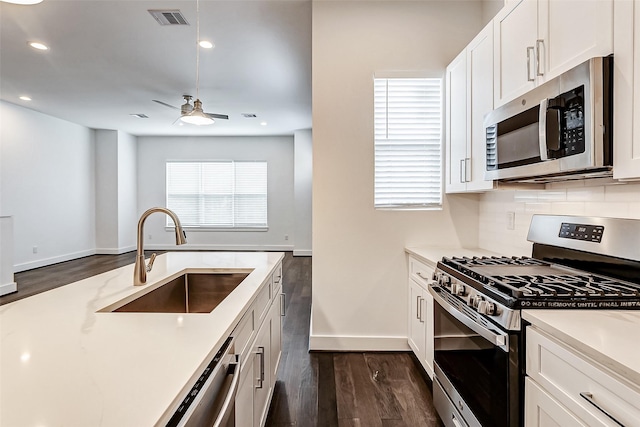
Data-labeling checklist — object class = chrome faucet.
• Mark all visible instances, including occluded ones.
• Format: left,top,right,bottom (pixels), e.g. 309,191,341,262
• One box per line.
133,207,187,286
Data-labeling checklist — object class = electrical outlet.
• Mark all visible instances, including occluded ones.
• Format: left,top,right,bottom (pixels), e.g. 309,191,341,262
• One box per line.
506,212,516,230
148,234,152,240
33,246,38,254
284,235,289,241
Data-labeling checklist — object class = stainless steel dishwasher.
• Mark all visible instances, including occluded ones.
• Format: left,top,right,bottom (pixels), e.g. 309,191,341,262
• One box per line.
166,337,240,427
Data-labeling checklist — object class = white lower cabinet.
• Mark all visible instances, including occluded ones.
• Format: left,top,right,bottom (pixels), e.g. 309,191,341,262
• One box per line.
407,255,435,379
525,378,587,427
234,262,283,427
525,326,640,427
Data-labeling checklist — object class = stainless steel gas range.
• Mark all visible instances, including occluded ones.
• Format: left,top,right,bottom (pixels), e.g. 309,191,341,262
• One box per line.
429,215,640,427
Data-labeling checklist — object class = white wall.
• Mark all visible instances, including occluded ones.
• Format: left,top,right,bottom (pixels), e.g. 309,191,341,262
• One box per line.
294,129,312,256
311,1,484,350
479,181,640,256
137,135,295,251
95,129,137,254
0,101,96,271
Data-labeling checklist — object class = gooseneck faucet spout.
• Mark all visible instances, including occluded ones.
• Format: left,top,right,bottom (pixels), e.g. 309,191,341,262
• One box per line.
133,207,187,286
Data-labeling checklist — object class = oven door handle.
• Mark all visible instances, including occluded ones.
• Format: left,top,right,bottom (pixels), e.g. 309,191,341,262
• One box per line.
429,286,509,351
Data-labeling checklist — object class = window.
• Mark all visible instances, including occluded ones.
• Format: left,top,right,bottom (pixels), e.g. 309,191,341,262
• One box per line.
166,161,268,229
374,77,442,209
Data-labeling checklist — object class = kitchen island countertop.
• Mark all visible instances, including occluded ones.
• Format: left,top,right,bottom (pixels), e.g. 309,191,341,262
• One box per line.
0,251,284,427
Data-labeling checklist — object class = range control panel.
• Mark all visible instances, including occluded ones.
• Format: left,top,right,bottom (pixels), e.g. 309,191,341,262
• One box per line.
559,222,604,243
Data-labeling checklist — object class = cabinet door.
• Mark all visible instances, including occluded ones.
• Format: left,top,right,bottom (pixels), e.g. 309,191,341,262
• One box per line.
494,0,538,107
525,378,587,427
445,49,468,193
408,278,426,361
422,287,434,379
538,0,612,84
235,366,255,427
269,294,282,385
614,0,640,180
253,319,272,427
466,21,495,192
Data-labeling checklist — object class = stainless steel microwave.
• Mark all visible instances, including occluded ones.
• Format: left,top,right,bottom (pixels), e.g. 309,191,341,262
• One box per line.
484,56,612,183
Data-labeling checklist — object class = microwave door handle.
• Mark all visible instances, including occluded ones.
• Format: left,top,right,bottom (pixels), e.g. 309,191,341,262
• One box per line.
538,98,549,161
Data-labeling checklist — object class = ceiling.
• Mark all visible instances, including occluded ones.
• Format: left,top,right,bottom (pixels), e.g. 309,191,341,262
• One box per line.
0,0,312,136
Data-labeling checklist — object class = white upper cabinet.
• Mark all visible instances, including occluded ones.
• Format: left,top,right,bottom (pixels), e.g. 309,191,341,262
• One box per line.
494,0,613,107
466,22,495,192
613,0,640,180
445,50,468,193
445,22,495,193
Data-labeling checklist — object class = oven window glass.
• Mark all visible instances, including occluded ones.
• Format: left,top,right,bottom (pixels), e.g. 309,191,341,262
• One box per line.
434,304,516,427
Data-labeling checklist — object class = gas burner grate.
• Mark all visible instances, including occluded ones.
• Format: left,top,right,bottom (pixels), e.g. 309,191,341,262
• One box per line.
497,274,640,298
446,256,549,267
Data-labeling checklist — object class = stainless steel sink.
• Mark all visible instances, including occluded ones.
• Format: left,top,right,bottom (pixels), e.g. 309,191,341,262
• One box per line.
111,272,250,313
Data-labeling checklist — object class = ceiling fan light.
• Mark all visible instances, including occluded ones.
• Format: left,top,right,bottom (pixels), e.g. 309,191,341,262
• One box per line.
180,111,214,126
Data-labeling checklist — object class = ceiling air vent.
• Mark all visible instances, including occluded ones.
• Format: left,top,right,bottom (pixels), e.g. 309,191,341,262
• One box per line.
242,113,257,118
148,10,189,26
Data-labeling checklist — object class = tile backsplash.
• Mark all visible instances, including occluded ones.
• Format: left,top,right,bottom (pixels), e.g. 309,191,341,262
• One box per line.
478,180,640,256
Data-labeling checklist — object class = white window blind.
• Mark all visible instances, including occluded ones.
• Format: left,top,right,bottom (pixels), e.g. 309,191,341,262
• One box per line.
166,161,268,228
374,77,442,209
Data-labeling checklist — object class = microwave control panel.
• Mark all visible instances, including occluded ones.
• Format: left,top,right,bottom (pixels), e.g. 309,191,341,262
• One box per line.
559,222,604,243
559,85,585,156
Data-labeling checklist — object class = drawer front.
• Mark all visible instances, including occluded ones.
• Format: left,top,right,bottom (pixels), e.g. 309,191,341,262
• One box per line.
527,327,640,427
272,263,283,300
254,277,272,323
409,256,434,289
233,308,255,372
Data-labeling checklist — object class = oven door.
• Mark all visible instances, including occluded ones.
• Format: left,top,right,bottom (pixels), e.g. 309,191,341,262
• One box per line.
430,285,521,427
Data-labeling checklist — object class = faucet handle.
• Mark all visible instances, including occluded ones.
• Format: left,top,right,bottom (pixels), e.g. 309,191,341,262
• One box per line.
146,253,157,272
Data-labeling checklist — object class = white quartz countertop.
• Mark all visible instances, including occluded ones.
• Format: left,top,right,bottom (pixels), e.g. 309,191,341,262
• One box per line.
0,251,284,427
523,310,640,386
405,245,502,267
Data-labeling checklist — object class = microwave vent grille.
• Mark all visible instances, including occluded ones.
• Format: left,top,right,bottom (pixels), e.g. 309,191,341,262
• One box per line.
486,125,498,170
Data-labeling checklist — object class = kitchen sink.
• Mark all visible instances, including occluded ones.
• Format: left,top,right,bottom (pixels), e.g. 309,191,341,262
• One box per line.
109,271,251,313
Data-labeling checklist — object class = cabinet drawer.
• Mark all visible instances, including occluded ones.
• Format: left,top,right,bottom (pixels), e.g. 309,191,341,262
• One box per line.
233,308,255,371
409,256,434,288
254,278,272,324
527,327,640,426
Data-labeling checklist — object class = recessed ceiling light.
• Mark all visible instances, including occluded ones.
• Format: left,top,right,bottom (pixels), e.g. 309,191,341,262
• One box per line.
2,0,43,4
19,96,32,101
260,121,268,126
199,40,214,49
28,41,49,51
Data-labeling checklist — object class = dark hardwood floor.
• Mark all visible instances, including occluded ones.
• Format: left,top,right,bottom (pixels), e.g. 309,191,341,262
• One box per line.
266,254,442,427
0,251,442,426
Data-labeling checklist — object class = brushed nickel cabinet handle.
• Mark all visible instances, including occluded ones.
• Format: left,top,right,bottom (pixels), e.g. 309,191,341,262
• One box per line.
256,346,265,389
527,46,535,82
416,296,421,320
460,159,466,184
536,39,544,76
280,293,286,317
579,392,625,426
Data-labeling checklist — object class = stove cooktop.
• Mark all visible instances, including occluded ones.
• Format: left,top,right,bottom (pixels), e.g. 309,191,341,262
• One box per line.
438,256,640,309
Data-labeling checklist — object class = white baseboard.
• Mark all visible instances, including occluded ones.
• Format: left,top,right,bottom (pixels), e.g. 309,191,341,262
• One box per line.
14,249,97,273
0,281,17,296
309,334,411,352
293,249,312,256
95,245,136,255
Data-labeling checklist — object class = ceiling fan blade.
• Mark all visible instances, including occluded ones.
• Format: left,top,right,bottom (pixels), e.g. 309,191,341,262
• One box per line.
204,112,229,120
152,100,180,110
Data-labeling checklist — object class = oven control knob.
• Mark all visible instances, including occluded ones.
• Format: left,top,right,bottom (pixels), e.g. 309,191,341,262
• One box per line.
451,283,465,296
440,275,451,285
470,295,482,308
477,300,496,316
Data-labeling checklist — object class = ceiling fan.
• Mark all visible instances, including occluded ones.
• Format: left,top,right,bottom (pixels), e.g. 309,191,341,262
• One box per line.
153,0,228,126
153,96,229,125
